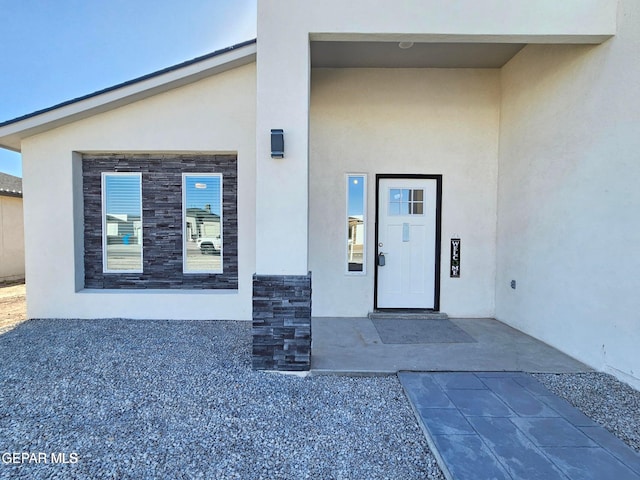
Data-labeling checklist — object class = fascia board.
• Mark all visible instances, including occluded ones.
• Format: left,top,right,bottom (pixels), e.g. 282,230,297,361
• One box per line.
309,33,615,44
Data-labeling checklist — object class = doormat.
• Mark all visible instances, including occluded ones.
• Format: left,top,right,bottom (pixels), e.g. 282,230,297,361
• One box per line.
372,318,477,344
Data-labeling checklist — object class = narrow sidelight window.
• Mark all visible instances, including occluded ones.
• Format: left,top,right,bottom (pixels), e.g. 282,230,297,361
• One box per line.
183,174,223,273
102,173,143,272
346,174,366,274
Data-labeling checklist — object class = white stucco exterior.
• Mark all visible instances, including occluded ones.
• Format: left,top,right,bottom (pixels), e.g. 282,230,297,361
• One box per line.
0,194,25,283
310,68,500,317
496,0,640,388
255,0,616,275
2,0,638,385
20,62,256,320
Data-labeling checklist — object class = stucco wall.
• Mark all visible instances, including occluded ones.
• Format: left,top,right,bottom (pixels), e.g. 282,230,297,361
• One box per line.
497,0,640,387
21,62,256,320
310,68,500,317
256,0,616,276
0,195,25,282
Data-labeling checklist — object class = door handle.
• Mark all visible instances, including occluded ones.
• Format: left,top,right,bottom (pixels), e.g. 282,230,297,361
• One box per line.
378,252,386,266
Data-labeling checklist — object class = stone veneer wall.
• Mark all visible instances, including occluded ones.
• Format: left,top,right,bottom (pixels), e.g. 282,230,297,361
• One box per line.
83,154,237,289
252,273,312,371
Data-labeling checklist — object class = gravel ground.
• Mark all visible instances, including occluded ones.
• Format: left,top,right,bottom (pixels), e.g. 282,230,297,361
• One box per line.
534,372,640,452
2,317,638,479
0,319,444,480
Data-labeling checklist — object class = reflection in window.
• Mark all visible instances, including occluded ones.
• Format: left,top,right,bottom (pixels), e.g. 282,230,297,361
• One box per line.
347,174,366,273
389,188,424,215
102,173,142,272
183,174,223,273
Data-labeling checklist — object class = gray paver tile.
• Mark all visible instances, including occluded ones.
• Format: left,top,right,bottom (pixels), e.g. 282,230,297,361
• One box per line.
432,372,487,390
398,371,428,398
447,389,515,417
580,426,640,475
511,417,597,447
399,372,453,408
542,447,640,480
468,416,569,480
418,407,475,435
475,372,529,379
431,434,510,480
403,373,638,480
538,394,598,427
512,375,555,396
398,371,423,386
480,377,560,417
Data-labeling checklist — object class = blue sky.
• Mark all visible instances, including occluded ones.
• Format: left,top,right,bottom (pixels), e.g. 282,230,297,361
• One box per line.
0,0,256,178
348,175,365,217
104,175,141,217
104,174,221,217
185,175,221,215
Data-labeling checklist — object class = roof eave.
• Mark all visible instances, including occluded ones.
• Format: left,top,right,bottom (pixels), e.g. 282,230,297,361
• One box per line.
0,189,23,198
0,40,257,152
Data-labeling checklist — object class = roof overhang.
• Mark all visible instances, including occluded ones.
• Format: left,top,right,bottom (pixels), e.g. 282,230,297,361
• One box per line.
309,28,616,69
0,189,22,198
311,41,526,68
0,39,257,152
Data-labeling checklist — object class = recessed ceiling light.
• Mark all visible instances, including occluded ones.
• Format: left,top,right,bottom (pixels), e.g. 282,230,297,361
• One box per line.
398,41,414,49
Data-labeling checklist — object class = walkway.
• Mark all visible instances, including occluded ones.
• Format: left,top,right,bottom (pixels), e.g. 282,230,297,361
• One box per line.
399,371,640,480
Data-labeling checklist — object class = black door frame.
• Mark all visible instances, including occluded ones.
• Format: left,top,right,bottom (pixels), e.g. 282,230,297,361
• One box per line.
374,174,443,311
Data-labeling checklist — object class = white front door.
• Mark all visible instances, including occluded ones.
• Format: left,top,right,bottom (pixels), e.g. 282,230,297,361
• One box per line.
376,177,440,309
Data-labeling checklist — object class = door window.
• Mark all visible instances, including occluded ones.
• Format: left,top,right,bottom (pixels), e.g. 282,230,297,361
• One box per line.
388,188,424,215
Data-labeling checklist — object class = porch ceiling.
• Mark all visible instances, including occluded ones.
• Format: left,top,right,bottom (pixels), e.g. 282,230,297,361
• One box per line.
311,41,525,68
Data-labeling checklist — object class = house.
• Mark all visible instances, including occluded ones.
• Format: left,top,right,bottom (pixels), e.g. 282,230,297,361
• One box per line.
185,207,221,243
0,0,638,384
0,172,25,283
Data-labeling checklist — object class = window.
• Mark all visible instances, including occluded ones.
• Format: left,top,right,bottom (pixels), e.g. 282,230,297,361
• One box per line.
183,174,223,273
346,174,366,274
102,173,142,272
388,188,424,215
85,155,237,289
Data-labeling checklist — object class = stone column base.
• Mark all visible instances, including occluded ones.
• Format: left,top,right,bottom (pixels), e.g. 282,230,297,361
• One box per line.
252,273,311,371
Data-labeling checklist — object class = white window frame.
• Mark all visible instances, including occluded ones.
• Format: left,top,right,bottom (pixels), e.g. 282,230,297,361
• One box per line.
345,173,367,275
182,173,223,274
101,172,143,273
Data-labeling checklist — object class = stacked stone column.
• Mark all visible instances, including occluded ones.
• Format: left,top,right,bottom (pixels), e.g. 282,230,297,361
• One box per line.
252,273,311,371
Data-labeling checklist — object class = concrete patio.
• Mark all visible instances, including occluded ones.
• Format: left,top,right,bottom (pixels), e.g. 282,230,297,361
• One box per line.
311,317,590,374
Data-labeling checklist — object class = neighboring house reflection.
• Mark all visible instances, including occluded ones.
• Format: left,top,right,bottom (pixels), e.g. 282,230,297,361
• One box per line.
185,207,220,241
348,215,364,271
105,214,142,245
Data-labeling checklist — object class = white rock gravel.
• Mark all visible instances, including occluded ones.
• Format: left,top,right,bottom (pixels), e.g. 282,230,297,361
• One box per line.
0,319,444,480
534,372,640,452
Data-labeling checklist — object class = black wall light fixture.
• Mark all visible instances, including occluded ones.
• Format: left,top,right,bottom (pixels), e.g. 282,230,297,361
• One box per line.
271,129,284,158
